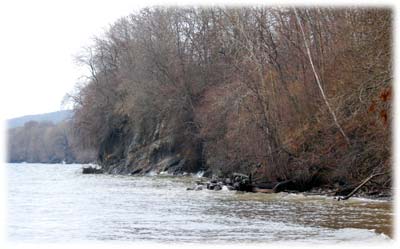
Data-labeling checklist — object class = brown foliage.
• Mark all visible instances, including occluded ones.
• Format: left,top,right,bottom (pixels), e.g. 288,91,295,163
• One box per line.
69,7,392,187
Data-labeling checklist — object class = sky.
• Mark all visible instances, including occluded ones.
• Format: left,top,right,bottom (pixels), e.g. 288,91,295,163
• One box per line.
0,0,149,120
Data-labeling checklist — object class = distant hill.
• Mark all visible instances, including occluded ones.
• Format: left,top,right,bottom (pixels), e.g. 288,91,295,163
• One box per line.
7,110,73,129
7,109,96,163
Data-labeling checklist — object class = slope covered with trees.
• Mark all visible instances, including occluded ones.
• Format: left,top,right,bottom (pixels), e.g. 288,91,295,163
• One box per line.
7,120,95,164
69,7,391,192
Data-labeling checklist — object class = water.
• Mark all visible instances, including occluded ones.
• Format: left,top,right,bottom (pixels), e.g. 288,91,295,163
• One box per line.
7,163,393,244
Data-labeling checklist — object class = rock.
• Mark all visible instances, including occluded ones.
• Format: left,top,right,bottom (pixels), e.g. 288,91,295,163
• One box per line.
82,167,103,174
98,115,204,175
208,183,216,190
131,168,142,175
214,185,222,191
162,157,181,172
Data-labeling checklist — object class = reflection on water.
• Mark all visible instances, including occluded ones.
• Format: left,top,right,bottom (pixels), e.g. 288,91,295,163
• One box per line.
7,163,392,243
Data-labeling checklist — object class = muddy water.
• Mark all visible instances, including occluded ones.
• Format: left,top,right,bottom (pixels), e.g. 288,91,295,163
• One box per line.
7,163,393,244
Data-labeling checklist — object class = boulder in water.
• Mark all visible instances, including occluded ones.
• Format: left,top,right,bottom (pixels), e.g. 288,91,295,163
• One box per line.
214,185,222,191
82,167,103,174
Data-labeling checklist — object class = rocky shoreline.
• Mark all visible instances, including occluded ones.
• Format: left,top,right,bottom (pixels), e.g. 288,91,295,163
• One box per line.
82,165,392,201
185,173,392,201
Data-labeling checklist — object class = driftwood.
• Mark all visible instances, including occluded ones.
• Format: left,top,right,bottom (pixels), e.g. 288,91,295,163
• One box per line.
272,180,293,193
251,180,293,194
337,172,386,201
253,187,274,193
233,173,249,179
254,182,277,189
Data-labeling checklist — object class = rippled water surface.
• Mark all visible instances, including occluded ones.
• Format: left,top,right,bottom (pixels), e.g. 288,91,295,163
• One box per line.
7,163,393,244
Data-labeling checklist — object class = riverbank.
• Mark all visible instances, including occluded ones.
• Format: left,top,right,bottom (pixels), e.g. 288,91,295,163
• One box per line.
82,165,392,201
185,173,393,202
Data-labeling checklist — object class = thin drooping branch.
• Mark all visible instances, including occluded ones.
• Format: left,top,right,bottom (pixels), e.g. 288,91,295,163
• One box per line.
337,171,388,201
294,8,351,146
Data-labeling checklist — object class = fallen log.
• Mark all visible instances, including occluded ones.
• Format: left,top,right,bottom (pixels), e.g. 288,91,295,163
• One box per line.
252,182,277,189
250,180,293,194
337,172,386,201
252,187,274,193
233,173,249,178
272,180,293,193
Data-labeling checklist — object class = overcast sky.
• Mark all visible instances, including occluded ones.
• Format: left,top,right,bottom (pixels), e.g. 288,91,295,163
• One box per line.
0,0,152,119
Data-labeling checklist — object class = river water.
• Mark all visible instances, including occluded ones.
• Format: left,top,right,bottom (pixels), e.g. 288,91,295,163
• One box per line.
6,163,393,244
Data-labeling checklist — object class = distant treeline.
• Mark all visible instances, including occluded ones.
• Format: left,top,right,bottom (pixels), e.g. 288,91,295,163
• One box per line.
7,121,95,164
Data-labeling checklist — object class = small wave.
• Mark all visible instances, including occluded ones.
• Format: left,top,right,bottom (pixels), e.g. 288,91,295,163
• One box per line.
145,171,157,176
328,228,392,243
192,171,204,178
221,186,230,191
345,196,392,203
279,192,391,204
159,171,172,176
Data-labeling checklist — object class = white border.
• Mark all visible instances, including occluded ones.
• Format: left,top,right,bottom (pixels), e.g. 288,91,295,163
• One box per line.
0,0,398,249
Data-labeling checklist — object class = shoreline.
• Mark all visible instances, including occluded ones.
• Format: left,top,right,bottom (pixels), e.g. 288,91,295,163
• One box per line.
156,169,394,202
79,164,394,202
